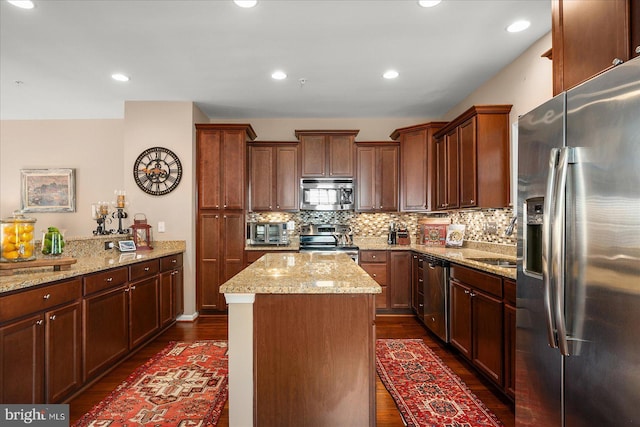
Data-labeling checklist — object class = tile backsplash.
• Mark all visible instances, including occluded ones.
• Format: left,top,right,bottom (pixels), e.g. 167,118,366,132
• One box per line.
247,208,516,246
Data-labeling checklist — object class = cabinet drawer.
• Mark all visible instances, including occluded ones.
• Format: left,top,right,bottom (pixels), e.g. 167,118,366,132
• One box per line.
360,263,388,286
0,278,82,323
160,253,183,271
130,259,159,281
504,279,516,306
450,264,502,298
83,267,128,296
359,250,386,263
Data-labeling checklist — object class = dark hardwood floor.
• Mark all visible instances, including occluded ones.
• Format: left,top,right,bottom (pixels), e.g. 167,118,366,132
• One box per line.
68,315,514,426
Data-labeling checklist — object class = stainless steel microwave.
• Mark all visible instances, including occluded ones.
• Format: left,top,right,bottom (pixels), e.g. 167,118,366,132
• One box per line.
300,178,355,211
247,222,290,246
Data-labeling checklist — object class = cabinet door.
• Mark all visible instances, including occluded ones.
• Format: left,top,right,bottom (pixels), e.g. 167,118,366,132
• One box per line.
389,251,411,309
400,130,428,211
45,301,82,402
198,212,221,310
449,279,471,359
0,314,44,403
159,271,174,327
504,302,516,399
435,137,447,210
553,0,631,94
173,267,184,318
221,212,245,310
472,289,504,386
360,263,388,309
129,276,160,349
328,135,354,177
83,285,129,381
249,145,274,211
356,146,376,211
411,254,423,315
445,128,459,209
222,130,246,210
459,117,477,208
300,135,326,177
275,145,298,210
379,145,399,211
197,129,221,209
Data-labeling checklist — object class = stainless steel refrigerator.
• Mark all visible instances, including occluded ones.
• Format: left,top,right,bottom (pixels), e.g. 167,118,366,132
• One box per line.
516,56,640,426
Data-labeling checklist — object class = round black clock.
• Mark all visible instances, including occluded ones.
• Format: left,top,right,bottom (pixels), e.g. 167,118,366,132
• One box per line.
133,147,183,195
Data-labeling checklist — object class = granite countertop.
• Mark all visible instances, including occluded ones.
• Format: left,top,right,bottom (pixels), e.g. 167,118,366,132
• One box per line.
0,241,186,294
221,252,381,295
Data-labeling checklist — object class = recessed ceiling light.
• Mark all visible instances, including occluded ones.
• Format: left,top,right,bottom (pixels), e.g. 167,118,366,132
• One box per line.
417,0,441,8
111,73,130,82
7,1,35,9
507,20,531,33
383,70,399,79
234,0,257,8
271,70,287,80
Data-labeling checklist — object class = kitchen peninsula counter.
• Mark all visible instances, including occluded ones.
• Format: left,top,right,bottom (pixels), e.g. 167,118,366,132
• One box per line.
221,252,380,427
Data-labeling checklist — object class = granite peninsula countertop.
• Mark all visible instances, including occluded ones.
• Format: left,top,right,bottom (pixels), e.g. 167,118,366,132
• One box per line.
0,241,186,294
220,252,382,294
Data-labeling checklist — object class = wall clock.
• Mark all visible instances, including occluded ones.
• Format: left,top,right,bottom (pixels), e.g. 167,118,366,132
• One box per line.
133,147,183,195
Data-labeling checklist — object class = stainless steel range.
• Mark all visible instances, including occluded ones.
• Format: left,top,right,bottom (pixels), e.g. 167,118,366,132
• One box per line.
298,224,359,262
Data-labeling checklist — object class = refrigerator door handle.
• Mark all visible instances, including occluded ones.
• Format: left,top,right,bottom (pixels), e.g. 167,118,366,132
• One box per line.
553,147,573,356
542,148,560,349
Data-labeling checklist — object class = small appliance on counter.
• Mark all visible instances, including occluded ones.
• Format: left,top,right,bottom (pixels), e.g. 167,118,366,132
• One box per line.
247,222,291,246
396,225,410,245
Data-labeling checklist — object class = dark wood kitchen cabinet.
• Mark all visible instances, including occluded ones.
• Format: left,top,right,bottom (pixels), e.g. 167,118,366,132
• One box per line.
196,124,256,313
296,130,359,177
391,122,447,212
355,143,399,212
411,253,424,318
249,143,299,211
434,105,512,210
389,251,411,310
503,278,517,399
552,0,640,95
128,274,160,349
0,278,82,404
449,264,504,387
359,250,389,310
198,211,245,311
160,253,184,326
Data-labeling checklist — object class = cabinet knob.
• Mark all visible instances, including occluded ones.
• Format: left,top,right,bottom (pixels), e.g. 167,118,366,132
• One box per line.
418,278,423,283
43,293,51,300
223,215,227,218
276,205,280,209
470,199,474,204
49,314,56,321
215,205,219,209
144,267,150,271
636,46,640,54
372,255,376,259
470,292,476,297
105,277,113,282
464,289,470,294
215,215,219,219
223,204,227,208
36,320,44,326
130,285,136,290
413,255,417,259
419,304,424,308
171,259,177,263
612,58,624,66
125,288,130,292
372,273,377,277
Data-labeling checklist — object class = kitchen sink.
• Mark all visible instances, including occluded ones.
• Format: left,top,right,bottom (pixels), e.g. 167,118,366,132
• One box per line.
468,258,517,268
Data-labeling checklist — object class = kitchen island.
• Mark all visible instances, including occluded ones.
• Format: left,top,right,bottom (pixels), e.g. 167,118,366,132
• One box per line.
220,252,381,427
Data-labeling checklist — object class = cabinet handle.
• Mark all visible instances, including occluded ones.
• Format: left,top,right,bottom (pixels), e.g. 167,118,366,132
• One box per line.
636,46,640,54
419,304,424,308
470,199,474,204
43,293,51,300
171,259,177,263
144,267,150,271
36,320,43,326
105,277,113,282
125,288,130,292
130,285,136,290
418,278,423,282
612,58,624,66
470,292,476,297
413,255,417,259
464,289,470,294
49,315,56,321
372,273,377,277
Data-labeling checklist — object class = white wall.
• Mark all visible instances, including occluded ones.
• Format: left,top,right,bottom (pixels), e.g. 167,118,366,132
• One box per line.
0,119,124,235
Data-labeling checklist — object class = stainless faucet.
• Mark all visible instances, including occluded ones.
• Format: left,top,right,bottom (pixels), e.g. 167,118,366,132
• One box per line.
505,215,517,236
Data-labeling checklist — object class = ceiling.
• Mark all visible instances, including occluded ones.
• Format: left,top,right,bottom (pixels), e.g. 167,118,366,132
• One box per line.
0,0,551,121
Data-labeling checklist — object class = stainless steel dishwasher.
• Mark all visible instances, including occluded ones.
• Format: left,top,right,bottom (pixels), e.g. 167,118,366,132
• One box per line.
422,254,450,342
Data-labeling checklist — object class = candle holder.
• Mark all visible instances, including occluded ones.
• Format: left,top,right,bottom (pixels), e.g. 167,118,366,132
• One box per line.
91,202,112,235
111,190,129,235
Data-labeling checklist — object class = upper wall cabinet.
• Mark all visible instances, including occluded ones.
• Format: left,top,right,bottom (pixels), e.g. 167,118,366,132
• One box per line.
433,105,512,210
355,143,399,212
391,122,447,212
295,130,359,177
552,0,640,95
248,143,299,212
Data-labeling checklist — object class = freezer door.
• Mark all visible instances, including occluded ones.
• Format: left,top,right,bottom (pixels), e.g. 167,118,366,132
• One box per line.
516,93,565,427
563,57,640,426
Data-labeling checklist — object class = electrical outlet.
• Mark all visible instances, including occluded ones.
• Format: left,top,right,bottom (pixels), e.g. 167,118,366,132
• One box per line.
484,222,497,235
104,241,114,250
158,221,166,233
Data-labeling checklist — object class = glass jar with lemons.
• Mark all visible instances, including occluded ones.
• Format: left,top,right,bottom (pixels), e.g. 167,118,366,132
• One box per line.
1,212,36,262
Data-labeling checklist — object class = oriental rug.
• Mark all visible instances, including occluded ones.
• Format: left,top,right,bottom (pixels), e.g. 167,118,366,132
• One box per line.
376,339,503,427
73,340,228,427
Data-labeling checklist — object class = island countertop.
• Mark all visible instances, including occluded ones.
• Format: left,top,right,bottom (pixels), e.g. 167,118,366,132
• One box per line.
220,252,381,294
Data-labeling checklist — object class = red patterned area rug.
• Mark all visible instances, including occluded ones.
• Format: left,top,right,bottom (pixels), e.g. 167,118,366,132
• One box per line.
376,339,503,427
74,340,228,427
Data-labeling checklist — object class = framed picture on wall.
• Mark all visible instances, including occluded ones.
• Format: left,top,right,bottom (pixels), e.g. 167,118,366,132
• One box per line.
20,168,76,213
